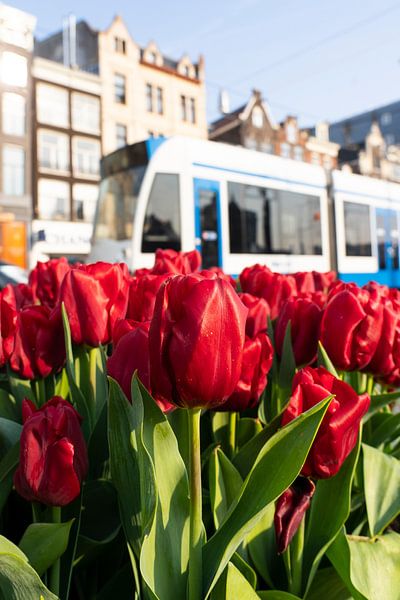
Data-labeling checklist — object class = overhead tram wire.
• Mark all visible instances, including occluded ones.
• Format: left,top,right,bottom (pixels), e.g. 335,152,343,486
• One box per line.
226,2,400,88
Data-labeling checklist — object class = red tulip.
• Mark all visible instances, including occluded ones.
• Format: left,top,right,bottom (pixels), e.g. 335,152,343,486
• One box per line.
274,477,315,553
126,273,170,322
218,332,273,411
14,397,88,506
149,273,247,409
108,321,174,412
319,283,384,371
282,367,370,479
239,264,297,320
151,248,201,274
57,262,129,347
0,285,18,366
238,293,270,338
275,297,322,366
9,305,65,379
200,267,236,288
29,258,71,308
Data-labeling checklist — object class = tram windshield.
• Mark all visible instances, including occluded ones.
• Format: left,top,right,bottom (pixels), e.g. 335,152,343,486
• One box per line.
94,166,145,241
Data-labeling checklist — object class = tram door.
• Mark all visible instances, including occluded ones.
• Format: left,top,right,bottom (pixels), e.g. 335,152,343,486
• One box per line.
193,179,222,269
376,208,400,287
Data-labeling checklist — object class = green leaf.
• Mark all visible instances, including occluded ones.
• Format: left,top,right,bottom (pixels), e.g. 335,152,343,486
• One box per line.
61,303,92,438
167,407,190,469
0,418,21,456
108,378,142,557
137,378,190,600
6,368,35,405
211,412,231,454
368,412,400,447
230,552,257,589
0,390,18,422
55,368,69,399
202,396,332,597
211,561,260,600
233,412,283,479
329,530,400,600
0,442,20,514
75,479,121,567
258,592,301,600
305,567,352,600
278,321,296,401
209,448,243,529
317,342,339,377
365,391,400,421
237,418,263,449
19,520,74,576
246,501,282,589
302,433,361,596
0,535,58,600
363,443,400,536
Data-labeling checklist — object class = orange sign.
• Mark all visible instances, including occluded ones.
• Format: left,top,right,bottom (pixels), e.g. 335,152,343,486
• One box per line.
0,221,27,268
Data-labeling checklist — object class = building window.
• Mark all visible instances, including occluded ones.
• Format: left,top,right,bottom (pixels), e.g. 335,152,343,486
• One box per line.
2,93,25,136
294,146,304,161
280,143,291,159
157,87,163,114
114,74,126,104
252,106,263,129
344,201,372,256
3,145,24,196
148,51,157,64
146,84,153,112
228,182,322,255
381,112,392,126
38,130,69,172
385,134,395,146
142,173,181,252
286,123,297,144
189,98,196,123
0,52,27,87
260,142,273,153
311,152,320,165
114,37,126,54
116,123,127,148
73,183,98,222
72,137,100,176
71,93,100,134
36,83,69,128
180,95,187,121
38,179,70,220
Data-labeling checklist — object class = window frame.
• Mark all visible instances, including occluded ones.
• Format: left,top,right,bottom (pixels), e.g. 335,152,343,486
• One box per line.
114,73,126,104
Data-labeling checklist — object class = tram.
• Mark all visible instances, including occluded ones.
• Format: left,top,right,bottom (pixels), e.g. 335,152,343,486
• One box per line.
89,136,400,286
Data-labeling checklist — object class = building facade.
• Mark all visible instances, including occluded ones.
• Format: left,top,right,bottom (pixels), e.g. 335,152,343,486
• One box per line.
338,121,400,184
329,100,400,148
209,90,339,168
35,15,208,155
0,4,36,267
31,57,102,264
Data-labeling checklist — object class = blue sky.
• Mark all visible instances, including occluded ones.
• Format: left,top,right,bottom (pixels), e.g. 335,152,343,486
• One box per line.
12,0,400,127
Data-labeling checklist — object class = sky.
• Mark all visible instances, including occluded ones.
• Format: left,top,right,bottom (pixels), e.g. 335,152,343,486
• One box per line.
11,0,400,127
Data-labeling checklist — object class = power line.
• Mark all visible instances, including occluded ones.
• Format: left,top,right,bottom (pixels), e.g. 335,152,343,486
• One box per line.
227,1,400,87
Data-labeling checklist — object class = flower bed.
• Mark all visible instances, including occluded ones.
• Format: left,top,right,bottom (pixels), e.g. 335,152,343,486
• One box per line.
0,249,399,600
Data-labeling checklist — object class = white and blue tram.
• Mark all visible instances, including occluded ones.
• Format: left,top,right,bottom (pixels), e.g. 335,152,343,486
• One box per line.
90,136,400,287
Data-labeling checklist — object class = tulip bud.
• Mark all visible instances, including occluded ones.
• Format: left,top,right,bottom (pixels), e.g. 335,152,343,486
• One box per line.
14,397,88,506
274,477,315,554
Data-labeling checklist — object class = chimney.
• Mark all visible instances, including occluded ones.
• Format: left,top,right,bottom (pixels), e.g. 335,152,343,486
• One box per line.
219,89,230,115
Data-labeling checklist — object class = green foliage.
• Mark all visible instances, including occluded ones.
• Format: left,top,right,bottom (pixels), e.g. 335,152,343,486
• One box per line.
0,535,58,600
19,520,74,576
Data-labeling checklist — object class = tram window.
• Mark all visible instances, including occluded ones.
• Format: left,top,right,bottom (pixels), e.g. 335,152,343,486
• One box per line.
95,166,145,241
344,202,372,257
228,182,322,255
390,213,399,270
141,173,181,252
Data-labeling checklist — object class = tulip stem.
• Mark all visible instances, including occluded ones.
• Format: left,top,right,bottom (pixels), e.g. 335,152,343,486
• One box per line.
228,411,237,458
89,347,97,401
49,506,61,597
188,408,202,600
289,514,305,596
